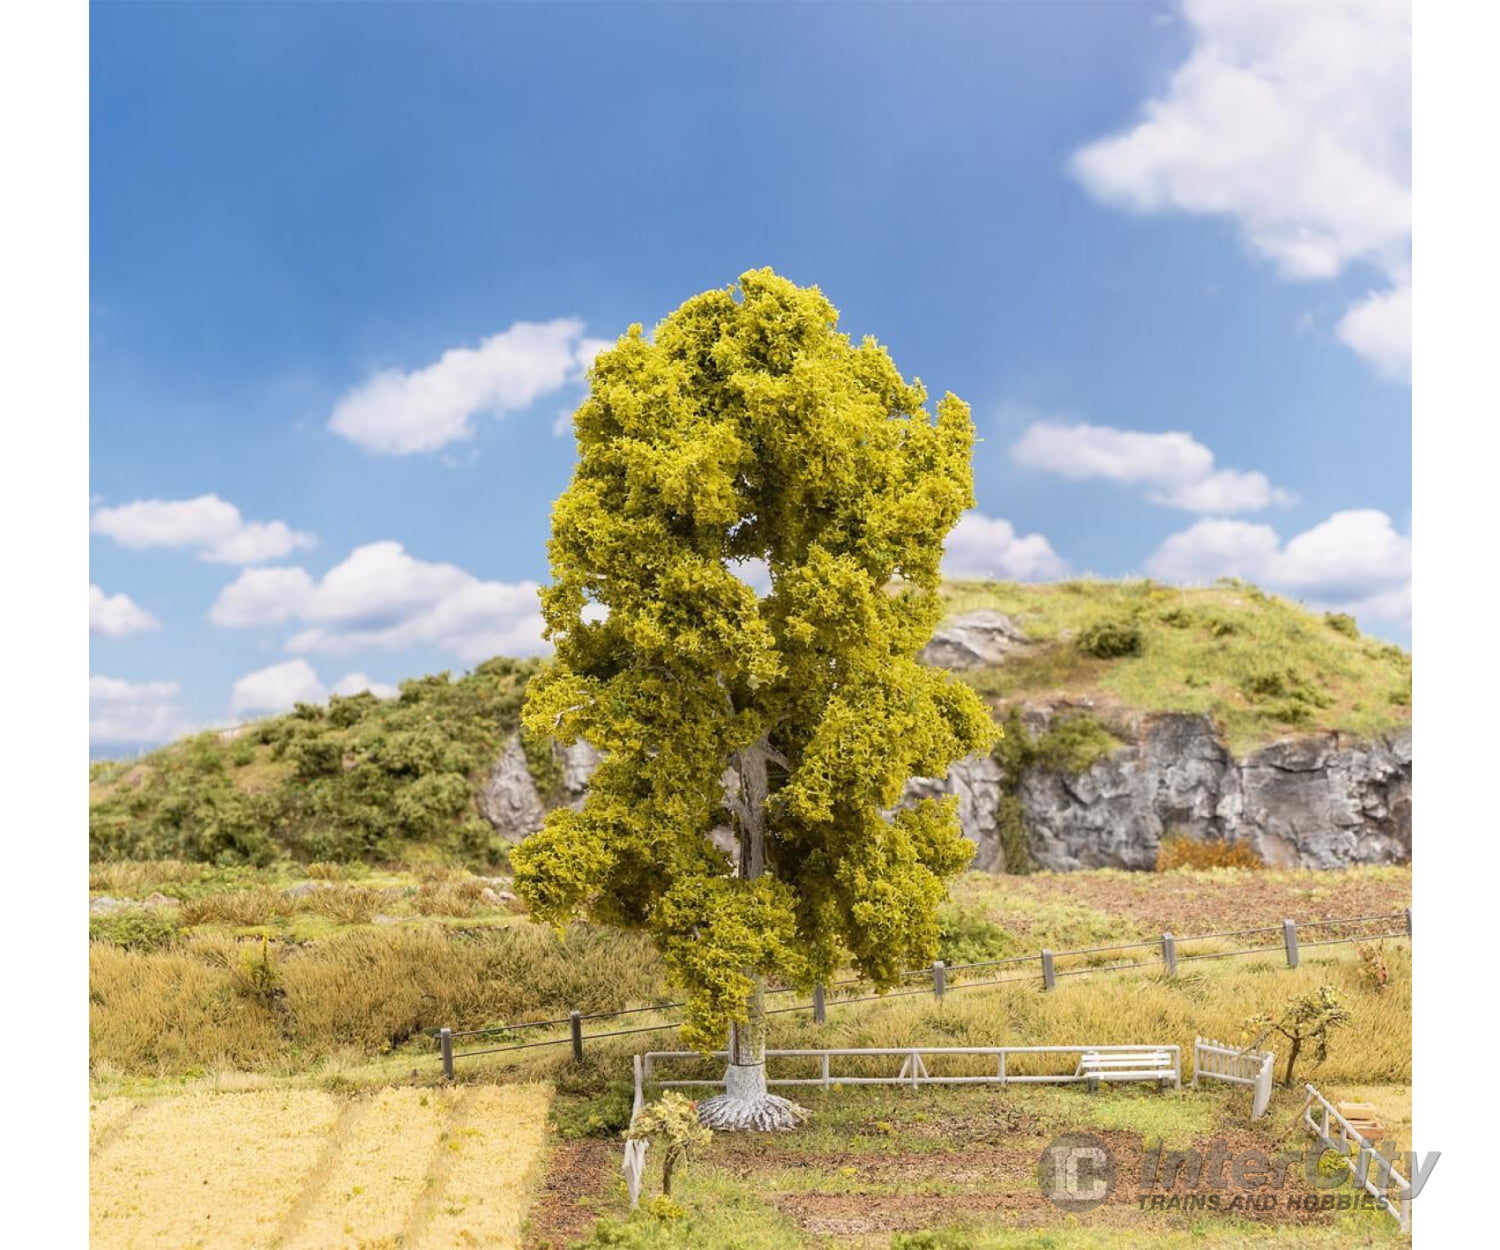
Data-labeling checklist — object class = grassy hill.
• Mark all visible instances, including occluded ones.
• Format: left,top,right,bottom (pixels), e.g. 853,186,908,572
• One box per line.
939,578,1410,753
89,579,1410,866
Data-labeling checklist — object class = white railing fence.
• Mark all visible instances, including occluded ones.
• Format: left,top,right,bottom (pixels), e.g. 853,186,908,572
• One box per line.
640,1043,1181,1094
1303,1083,1410,1232
1191,1036,1276,1119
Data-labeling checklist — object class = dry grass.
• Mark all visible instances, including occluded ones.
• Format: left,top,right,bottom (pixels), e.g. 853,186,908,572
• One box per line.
90,1089,344,1249
180,885,295,927
90,941,285,1072
409,1085,551,1249
89,858,208,895
89,1083,551,1250
281,1087,452,1248
758,943,1412,1086
87,1097,136,1152
90,922,667,1076
413,878,490,918
303,884,385,925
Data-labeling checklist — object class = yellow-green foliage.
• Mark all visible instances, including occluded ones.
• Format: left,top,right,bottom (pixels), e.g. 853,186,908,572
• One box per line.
627,1091,714,1197
943,578,1411,753
89,659,541,865
516,269,999,1049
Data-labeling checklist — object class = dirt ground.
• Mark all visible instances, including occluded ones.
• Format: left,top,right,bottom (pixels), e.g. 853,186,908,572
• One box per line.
961,868,1411,939
527,1084,1409,1247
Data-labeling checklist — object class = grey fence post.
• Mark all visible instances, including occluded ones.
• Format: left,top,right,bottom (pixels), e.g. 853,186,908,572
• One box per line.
932,960,946,1001
1405,907,1412,937
813,984,826,1024
1161,933,1177,976
1041,949,1056,990
1282,919,1299,969
570,1010,584,1062
439,1027,454,1081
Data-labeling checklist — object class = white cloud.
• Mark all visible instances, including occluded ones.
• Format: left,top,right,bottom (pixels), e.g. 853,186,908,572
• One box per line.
1071,0,1410,380
212,541,547,662
209,566,317,627
231,659,326,716
89,585,159,637
330,319,602,454
91,494,316,564
229,661,399,718
1011,419,1292,513
330,672,399,700
942,511,1070,581
90,675,192,745
1336,283,1413,381
1145,508,1411,624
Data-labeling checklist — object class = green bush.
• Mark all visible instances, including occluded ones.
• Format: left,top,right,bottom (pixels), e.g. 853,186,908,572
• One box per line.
287,733,343,780
1077,615,1142,658
551,1081,637,1140
89,907,180,951
88,658,538,865
1324,611,1360,639
936,907,1014,966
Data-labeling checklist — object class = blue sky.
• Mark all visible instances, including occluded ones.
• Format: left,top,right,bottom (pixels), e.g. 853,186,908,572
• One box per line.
89,0,1411,753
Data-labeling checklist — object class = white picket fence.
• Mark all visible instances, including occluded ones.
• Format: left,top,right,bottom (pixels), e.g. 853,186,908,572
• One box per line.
1303,1083,1410,1232
1191,1036,1275,1119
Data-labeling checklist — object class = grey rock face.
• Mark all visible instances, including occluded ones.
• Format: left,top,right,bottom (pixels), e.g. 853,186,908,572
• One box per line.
90,895,128,915
478,735,547,842
904,754,1007,871
477,734,603,841
480,711,1412,871
901,715,1412,872
1239,730,1411,869
918,610,1029,670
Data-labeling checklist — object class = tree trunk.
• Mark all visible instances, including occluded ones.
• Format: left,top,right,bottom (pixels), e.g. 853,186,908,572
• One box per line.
1282,1036,1303,1088
696,737,808,1132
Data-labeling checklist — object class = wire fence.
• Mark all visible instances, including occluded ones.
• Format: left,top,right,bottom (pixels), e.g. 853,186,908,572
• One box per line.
434,905,1412,1078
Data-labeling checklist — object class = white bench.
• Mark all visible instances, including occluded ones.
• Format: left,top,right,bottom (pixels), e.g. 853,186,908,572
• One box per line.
1075,1049,1178,1091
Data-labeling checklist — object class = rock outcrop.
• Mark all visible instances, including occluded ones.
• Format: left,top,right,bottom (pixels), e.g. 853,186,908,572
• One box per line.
918,610,1030,670
904,715,1411,871
476,610,1411,870
479,735,602,842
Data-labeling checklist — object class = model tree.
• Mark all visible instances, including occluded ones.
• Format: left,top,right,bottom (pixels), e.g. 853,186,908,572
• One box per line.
1247,985,1353,1087
514,268,998,1130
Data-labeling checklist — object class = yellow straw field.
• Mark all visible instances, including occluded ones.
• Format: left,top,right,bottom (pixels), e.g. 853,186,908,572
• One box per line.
90,1083,552,1250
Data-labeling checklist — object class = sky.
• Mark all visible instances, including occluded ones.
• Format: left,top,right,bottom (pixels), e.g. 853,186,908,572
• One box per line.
89,0,1412,755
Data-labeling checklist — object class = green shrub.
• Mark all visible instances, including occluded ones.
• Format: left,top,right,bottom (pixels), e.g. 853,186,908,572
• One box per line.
286,733,343,780
88,658,538,865
1324,611,1360,639
1077,615,1142,658
89,908,180,951
551,1082,637,1140
936,907,1014,966
996,794,1032,875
